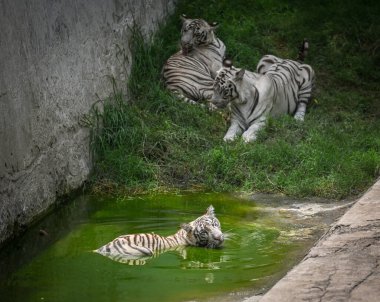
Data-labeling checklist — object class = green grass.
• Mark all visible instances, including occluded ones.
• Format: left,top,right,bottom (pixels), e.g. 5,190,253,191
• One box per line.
87,0,380,199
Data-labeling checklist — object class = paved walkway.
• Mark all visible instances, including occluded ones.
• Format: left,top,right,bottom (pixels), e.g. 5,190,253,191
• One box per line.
255,179,380,302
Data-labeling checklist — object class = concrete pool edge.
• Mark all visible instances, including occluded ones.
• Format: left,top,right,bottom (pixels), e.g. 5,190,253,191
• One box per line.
247,178,380,302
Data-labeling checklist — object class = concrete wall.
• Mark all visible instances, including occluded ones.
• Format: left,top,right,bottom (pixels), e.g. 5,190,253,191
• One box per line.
0,0,176,245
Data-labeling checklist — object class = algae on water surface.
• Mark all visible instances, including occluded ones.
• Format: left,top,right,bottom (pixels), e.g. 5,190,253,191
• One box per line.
0,192,349,302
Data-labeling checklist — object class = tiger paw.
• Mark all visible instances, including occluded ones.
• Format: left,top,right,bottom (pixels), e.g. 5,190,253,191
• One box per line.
294,113,305,122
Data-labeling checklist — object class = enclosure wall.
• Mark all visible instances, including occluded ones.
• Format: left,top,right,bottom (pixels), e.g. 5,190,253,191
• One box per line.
0,0,176,244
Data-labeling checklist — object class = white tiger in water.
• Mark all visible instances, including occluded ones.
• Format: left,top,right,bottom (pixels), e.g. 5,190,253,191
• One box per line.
211,52,315,142
162,15,226,106
94,205,224,265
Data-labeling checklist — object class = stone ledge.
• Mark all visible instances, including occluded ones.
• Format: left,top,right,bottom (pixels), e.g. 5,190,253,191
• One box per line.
258,179,380,302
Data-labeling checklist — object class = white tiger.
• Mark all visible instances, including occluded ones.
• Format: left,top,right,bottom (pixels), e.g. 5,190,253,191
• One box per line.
162,15,226,106
94,205,224,265
211,55,315,142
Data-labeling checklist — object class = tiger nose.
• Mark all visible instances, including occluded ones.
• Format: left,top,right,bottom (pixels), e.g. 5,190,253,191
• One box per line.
213,232,224,242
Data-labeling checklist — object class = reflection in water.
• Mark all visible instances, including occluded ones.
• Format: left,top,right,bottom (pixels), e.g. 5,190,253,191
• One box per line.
98,244,230,268
205,273,215,283
95,245,188,266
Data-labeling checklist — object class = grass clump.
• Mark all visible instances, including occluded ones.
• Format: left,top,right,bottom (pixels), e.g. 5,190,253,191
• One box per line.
87,0,380,199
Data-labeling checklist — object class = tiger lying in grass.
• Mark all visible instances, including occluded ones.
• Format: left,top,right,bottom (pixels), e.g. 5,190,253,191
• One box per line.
94,205,224,265
211,46,315,142
162,15,226,107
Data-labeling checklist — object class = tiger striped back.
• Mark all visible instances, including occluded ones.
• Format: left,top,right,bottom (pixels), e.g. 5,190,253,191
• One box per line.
162,15,226,106
264,56,315,119
94,205,224,264
162,52,214,104
257,40,310,74
256,54,283,75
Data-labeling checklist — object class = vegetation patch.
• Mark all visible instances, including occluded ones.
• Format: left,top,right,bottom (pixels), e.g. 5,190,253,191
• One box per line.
87,0,380,199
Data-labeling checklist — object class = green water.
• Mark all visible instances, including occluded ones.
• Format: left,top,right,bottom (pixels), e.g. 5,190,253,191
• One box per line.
0,193,317,302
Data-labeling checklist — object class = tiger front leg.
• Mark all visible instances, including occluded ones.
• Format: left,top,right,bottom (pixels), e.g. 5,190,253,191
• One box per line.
242,118,266,143
223,120,243,142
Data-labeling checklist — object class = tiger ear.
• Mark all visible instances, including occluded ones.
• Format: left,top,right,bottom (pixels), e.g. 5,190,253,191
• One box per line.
180,14,188,22
181,223,193,232
235,69,245,81
206,205,215,216
209,21,219,30
223,59,233,68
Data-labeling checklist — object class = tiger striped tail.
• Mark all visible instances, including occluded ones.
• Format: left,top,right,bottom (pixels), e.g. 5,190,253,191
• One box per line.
297,38,309,62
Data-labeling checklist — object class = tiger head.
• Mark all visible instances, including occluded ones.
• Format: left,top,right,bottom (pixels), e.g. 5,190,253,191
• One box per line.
180,14,218,55
181,205,224,248
211,59,246,109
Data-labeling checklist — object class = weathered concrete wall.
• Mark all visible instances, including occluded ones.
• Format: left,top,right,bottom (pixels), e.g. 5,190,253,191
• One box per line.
0,0,176,245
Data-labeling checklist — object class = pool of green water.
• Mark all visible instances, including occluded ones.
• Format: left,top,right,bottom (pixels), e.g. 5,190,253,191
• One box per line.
0,192,325,302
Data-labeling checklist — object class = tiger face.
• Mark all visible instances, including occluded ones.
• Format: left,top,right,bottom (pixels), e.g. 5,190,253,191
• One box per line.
211,60,246,108
180,15,218,55
181,205,224,248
